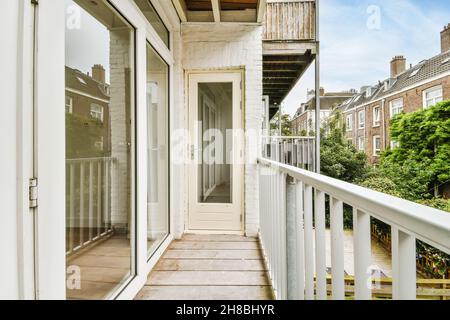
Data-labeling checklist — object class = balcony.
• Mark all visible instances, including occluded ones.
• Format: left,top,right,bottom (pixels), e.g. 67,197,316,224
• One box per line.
263,0,317,117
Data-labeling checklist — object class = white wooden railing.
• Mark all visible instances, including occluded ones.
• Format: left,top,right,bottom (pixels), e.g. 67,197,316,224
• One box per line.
262,136,315,171
66,157,115,255
258,157,450,300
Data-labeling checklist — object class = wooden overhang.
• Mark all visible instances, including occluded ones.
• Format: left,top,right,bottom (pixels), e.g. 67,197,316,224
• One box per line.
263,0,317,119
172,0,267,23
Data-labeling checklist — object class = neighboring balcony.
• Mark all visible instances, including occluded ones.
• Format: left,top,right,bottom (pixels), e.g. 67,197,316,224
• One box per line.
263,0,317,118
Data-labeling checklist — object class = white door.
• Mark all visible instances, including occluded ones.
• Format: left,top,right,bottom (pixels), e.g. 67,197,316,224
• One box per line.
188,72,244,232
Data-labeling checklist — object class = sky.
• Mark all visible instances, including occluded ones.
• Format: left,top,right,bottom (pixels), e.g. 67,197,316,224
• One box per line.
282,0,450,116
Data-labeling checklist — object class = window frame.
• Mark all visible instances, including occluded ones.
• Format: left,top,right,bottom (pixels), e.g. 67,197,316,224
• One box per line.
423,85,443,108
346,113,353,131
373,135,381,156
358,136,365,151
358,110,365,129
89,103,104,122
65,96,73,114
389,98,404,118
373,105,380,127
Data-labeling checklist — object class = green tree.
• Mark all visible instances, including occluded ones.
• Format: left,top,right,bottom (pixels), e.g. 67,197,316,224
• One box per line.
270,112,292,136
320,108,370,183
376,100,450,200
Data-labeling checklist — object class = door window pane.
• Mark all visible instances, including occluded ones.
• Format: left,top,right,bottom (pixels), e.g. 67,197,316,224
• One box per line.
197,83,233,204
65,0,135,300
146,44,169,257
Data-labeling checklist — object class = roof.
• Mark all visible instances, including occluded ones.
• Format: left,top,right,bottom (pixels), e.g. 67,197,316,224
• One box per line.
65,66,110,101
292,92,355,119
339,50,450,112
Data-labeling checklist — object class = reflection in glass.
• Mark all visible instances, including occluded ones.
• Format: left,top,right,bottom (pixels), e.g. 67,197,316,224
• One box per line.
65,0,134,300
146,44,169,257
134,0,170,48
197,83,233,204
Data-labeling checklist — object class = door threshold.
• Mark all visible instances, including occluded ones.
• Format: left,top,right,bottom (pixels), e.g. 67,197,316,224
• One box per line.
184,230,245,236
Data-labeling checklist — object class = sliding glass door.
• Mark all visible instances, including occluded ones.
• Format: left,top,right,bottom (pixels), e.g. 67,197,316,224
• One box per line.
146,44,169,258
65,0,135,300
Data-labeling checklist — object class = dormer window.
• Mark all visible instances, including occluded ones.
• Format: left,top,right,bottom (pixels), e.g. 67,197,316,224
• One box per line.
408,67,422,78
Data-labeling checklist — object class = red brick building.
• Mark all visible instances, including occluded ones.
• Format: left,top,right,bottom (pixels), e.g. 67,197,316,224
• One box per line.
290,88,355,135
339,24,450,165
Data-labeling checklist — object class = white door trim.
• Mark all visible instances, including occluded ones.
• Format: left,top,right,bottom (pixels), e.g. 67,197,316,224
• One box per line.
186,71,244,234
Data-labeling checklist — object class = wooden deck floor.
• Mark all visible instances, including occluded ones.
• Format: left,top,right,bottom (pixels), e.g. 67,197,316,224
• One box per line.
135,234,274,300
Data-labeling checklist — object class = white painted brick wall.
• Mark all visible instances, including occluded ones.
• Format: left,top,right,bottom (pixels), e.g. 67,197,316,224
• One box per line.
110,29,131,230
179,24,263,236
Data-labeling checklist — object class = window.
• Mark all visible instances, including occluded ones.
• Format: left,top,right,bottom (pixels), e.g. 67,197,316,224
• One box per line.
358,136,365,151
65,96,73,114
423,86,443,108
391,140,400,149
358,110,365,129
65,0,135,300
146,44,169,258
90,103,104,122
346,114,353,131
389,98,404,118
134,0,170,48
373,136,381,156
373,106,381,126
408,67,421,78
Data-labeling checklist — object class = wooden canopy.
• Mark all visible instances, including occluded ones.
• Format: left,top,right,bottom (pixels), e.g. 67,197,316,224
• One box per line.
172,0,266,23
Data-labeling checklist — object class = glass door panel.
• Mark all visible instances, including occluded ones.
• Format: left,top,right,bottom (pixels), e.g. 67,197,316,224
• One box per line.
65,0,135,300
146,44,169,257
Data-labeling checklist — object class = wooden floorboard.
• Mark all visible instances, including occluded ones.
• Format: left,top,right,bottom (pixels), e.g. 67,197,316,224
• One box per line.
136,286,273,300
136,234,274,300
155,259,267,271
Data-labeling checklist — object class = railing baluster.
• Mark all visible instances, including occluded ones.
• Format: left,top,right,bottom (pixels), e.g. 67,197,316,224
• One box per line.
69,163,75,252
330,197,345,300
97,161,102,238
314,190,327,300
88,161,94,242
391,227,417,300
296,181,305,300
304,184,314,299
280,173,287,299
104,159,110,232
353,208,372,300
79,162,85,246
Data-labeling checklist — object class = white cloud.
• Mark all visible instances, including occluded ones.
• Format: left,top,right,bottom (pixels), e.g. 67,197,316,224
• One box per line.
283,0,448,116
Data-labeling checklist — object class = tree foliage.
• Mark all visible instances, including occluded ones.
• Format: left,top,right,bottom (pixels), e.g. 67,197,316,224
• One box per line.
320,108,370,183
374,100,450,200
270,112,292,136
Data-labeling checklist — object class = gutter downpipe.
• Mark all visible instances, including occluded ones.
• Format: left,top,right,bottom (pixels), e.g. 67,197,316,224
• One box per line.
314,0,321,173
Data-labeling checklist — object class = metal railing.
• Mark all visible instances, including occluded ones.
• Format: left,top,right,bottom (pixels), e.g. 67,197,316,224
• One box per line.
262,136,316,172
258,157,450,300
66,157,115,255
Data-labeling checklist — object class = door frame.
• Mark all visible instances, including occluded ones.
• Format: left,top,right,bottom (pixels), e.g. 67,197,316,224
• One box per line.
185,70,245,234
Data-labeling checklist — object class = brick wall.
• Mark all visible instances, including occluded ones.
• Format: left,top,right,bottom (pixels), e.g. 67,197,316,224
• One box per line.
109,29,132,230
345,75,450,164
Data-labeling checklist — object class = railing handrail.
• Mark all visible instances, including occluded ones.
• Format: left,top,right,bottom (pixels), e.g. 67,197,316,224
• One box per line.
258,157,450,254
66,157,115,163
262,135,315,140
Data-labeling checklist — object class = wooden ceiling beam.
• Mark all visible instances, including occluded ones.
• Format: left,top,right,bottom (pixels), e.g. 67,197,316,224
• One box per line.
211,0,221,22
256,0,266,23
172,0,188,22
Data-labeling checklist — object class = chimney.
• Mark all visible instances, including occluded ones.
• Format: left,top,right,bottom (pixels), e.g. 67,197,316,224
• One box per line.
92,64,105,83
319,87,325,96
390,56,406,78
441,23,450,53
